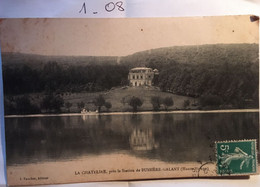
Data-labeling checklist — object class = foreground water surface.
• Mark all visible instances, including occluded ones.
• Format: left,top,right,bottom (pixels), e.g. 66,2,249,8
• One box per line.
5,112,259,166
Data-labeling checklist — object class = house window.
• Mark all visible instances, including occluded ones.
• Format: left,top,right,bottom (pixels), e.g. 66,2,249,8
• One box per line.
141,75,143,79
137,75,139,79
133,75,135,79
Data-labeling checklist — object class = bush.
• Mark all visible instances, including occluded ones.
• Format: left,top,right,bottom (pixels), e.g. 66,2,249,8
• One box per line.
105,102,112,111
65,102,73,112
199,94,223,108
12,95,40,115
77,101,85,111
40,94,64,113
162,97,174,111
183,99,190,109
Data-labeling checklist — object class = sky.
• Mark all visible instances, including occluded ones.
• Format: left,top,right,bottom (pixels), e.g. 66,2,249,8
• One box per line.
0,15,258,56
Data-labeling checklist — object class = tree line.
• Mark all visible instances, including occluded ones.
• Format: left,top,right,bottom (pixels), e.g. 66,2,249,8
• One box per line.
4,94,112,115
4,93,176,115
3,62,129,95
153,61,258,109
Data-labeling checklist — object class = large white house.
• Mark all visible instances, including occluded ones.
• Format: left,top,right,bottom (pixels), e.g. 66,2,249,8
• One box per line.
128,67,159,87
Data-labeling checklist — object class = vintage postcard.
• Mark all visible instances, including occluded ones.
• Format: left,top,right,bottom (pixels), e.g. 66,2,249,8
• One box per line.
0,16,259,186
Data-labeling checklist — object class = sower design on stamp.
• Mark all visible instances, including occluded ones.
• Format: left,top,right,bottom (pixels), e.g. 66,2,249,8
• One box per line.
216,140,257,175
219,147,253,170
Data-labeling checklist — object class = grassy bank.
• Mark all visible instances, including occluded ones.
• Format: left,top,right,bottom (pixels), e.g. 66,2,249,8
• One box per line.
58,86,197,113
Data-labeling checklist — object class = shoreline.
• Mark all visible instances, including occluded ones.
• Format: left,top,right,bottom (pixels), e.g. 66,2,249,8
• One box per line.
4,108,259,118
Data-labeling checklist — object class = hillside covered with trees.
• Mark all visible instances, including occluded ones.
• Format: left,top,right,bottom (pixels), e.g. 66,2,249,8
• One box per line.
2,43,259,114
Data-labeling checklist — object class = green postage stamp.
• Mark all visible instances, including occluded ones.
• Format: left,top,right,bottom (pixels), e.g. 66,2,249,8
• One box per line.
216,139,257,175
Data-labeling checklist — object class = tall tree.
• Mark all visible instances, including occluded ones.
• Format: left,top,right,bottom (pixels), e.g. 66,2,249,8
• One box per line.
94,95,106,113
150,96,162,111
163,97,174,111
129,96,143,112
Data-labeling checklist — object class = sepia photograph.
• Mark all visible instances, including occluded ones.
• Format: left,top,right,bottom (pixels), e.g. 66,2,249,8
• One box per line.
0,16,259,185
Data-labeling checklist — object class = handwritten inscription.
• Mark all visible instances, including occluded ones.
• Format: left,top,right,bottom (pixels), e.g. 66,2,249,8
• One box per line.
105,1,124,12
79,1,125,15
79,2,87,14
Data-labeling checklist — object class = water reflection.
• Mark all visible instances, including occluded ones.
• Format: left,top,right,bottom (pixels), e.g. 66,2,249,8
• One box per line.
5,112,259,166
81,114,99,121
129,128,159,151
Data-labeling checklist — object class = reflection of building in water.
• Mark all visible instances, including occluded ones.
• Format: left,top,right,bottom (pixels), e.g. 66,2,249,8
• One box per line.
81,114,99,121
129,128,159,151
128,67,159,87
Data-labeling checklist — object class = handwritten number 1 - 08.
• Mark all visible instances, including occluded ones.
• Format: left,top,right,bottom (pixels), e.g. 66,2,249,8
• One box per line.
79,1,124,14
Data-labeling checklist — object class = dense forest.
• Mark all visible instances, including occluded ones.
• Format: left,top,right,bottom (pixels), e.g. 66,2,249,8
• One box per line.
3,63,129,94
156,61,258,108
2,43,259,114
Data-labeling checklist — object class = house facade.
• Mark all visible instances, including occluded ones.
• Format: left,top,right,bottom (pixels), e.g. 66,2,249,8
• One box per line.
128,67,158,87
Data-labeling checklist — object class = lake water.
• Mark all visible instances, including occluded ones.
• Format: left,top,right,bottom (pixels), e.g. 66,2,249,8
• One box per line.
5,112,259,166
